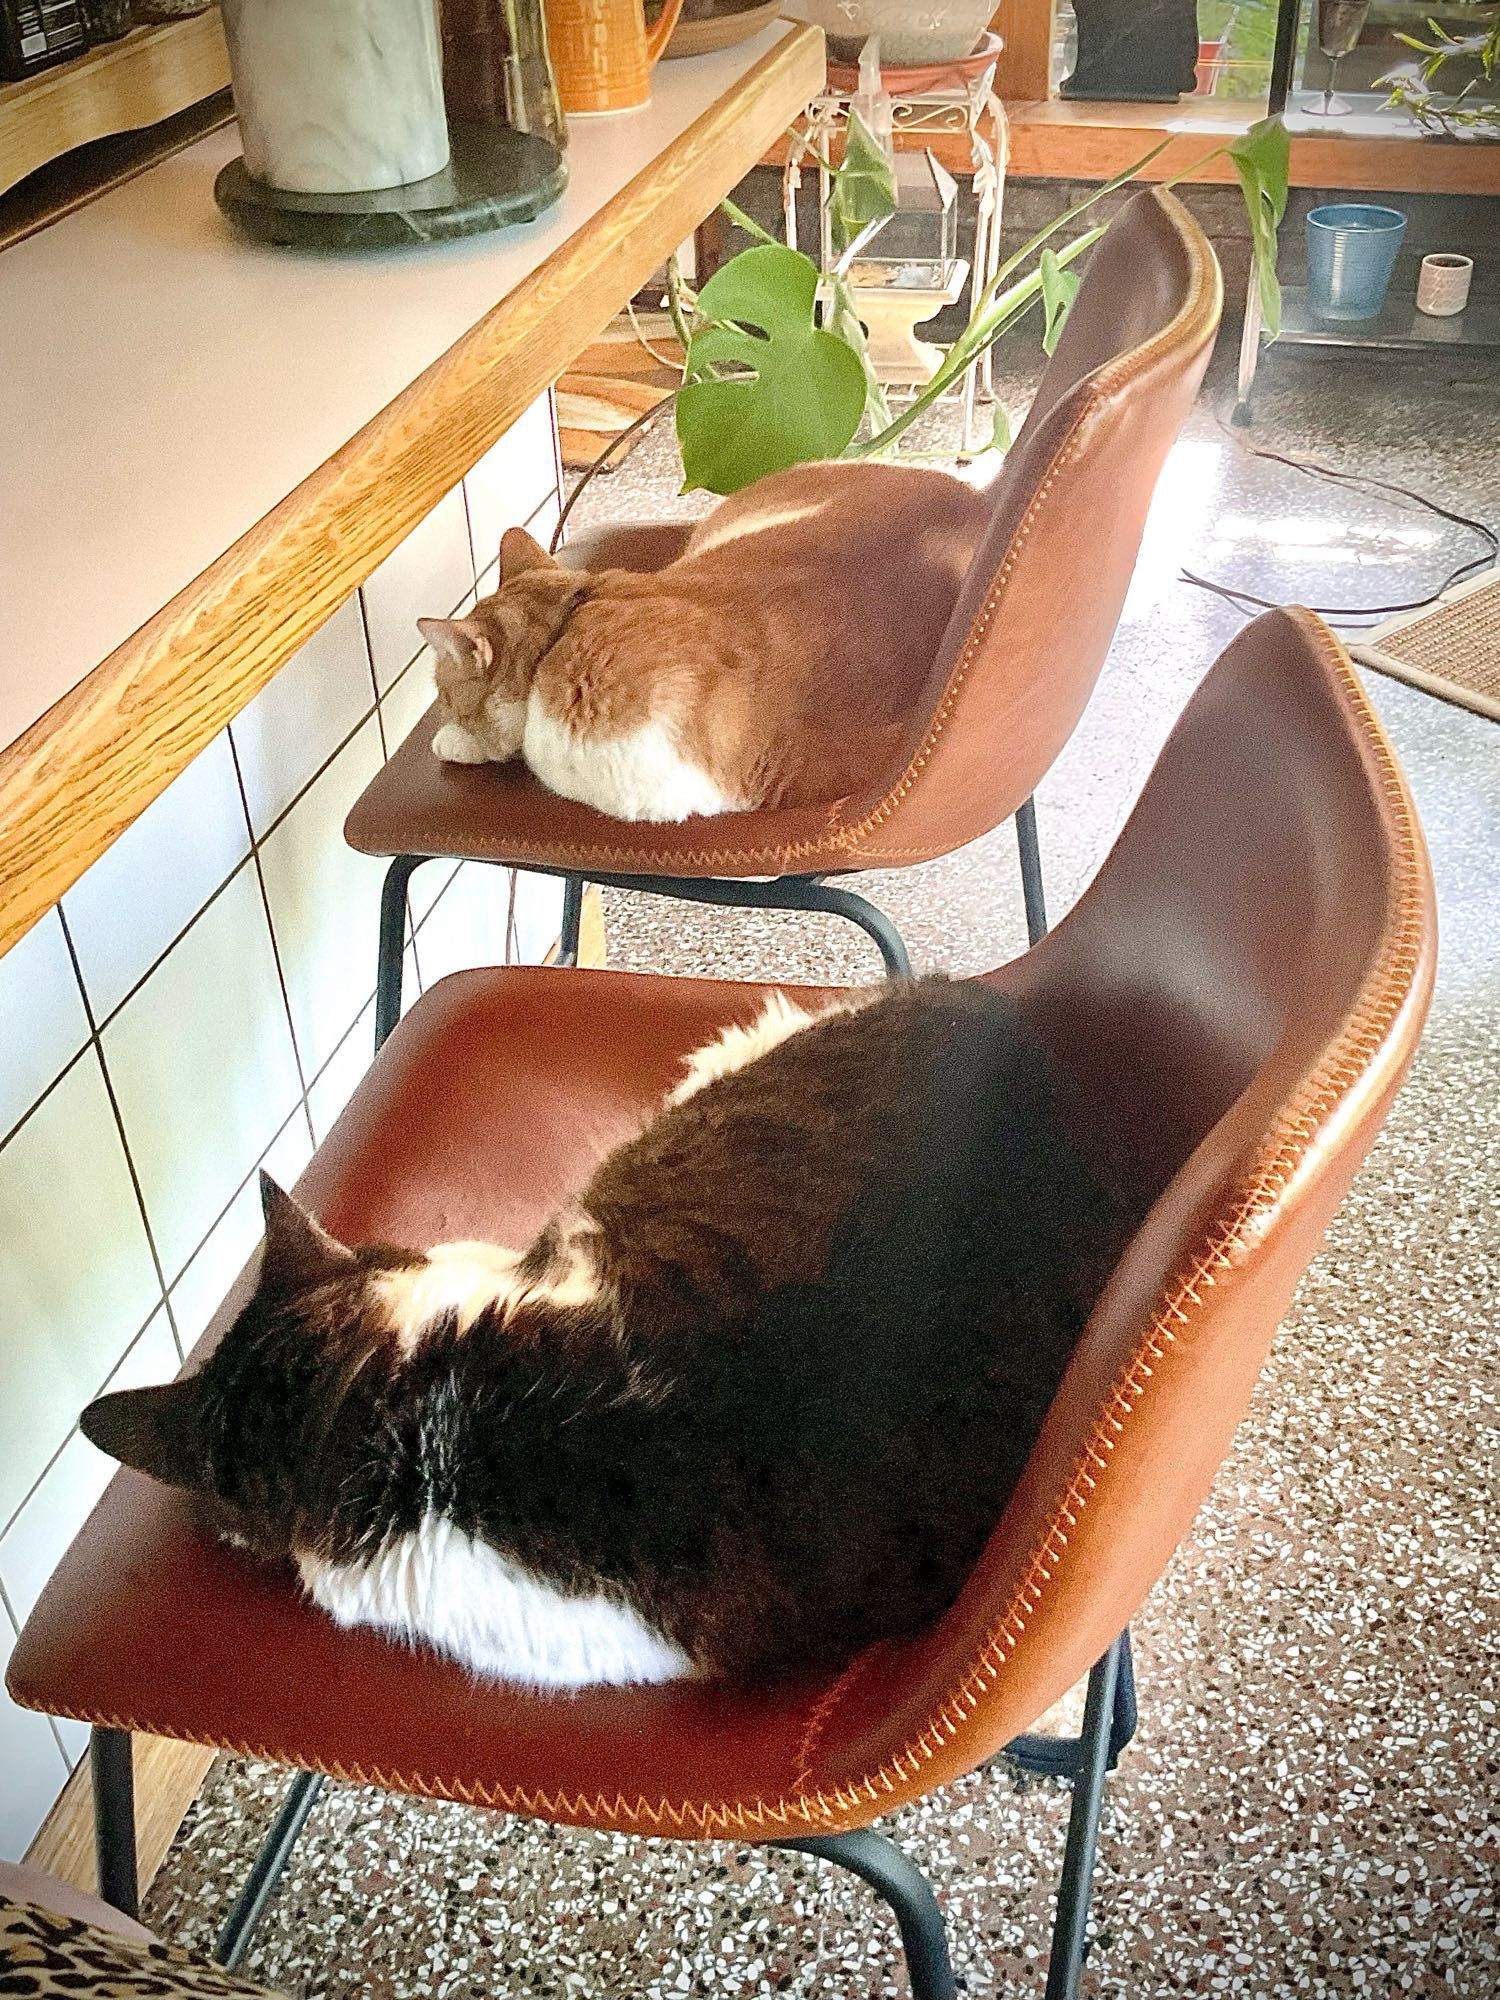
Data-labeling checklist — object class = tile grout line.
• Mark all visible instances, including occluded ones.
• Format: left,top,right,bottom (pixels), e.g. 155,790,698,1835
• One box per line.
226,733,317,1154
0,1302,177,1546
56,906,186,1361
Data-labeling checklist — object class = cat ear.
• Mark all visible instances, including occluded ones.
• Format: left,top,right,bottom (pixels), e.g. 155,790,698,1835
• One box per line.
500,526,557,578
258,1173,356,1297
417,617,492,675
80,1379,208,1490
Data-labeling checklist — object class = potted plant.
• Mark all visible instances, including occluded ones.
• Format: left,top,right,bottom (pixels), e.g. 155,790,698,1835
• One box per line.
555,111,1289,516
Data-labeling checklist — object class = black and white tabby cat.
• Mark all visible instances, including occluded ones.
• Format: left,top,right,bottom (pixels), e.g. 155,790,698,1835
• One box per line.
82,979,1139,1689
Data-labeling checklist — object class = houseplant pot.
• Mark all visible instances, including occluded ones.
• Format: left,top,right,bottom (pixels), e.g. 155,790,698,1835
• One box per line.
781,0,996,65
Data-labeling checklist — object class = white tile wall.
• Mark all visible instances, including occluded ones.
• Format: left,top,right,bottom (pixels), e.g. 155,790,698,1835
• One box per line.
101,863,305,1281
233,597,377,837
0,396,562,1860
0,1050,163,1526
361,484,473,692
0,912,90,1141
257,716,388,1080
464,395,562,579
64,731,251,1024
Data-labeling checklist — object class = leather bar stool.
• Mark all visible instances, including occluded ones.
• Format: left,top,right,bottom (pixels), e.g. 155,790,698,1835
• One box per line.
9,610,1433,1999
345,187,1223,1039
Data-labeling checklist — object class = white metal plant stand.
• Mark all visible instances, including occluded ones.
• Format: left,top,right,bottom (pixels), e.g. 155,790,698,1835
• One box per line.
781,35,1009,452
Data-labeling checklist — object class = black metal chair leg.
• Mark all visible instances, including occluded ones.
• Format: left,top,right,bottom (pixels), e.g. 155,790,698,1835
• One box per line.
1043,1635,1124,2000
1016,794,1048,946
556,874,586,967
1006,1627,1137,1778
90,1726,139,1919
772,1829,956,2000
214,1769,324,1971
375,854,424,1052
776,879,912,978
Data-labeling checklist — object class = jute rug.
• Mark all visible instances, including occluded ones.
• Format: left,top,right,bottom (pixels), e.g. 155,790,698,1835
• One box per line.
1353,568,1500,722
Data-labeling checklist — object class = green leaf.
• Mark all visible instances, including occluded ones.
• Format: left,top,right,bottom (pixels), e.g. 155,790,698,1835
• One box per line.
1228,115,1290,225
827,109,898,258
991,401,1013,453
1038,248,1081,356
1228,116,1289,341
676,244,867,494
827,271,893,432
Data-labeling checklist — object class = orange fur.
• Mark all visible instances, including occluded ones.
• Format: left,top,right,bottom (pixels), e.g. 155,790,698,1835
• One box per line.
422,462,989,819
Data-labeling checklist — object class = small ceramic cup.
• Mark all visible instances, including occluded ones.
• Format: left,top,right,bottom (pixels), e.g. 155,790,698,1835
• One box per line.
1417,253,1474,318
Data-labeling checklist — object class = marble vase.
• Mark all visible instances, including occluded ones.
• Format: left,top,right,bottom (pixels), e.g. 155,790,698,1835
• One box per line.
221,0,451,196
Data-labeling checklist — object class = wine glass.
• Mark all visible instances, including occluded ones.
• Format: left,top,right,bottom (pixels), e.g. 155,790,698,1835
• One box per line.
1303,0,1371,117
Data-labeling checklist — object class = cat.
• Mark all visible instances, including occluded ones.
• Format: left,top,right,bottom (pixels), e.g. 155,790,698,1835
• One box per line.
81,978,1141,1691
417,460,991,822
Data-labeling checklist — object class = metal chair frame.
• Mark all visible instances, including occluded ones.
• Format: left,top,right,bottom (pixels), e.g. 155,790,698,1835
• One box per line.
89,1628,1131,1999
374,795,1049,1052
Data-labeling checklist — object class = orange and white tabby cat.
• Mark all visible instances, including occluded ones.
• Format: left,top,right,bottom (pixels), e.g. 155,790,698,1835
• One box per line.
418,461,989,822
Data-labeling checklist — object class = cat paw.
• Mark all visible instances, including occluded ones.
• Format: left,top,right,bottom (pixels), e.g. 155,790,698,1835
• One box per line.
432,722,491,765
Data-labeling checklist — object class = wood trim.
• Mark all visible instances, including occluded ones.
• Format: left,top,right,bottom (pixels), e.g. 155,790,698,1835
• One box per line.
579,884,608,968
0,12,231,199
989,0,1055,104
0,22,824,963
25,1736,217,1899
542,885,607,967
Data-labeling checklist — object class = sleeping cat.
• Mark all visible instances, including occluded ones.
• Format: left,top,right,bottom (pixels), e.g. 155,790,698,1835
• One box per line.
418,460,990,821
81,978,1140,1690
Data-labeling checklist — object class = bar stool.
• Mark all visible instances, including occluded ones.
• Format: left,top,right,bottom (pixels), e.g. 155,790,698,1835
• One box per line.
344,188,1223,1045
10,609,1433,1999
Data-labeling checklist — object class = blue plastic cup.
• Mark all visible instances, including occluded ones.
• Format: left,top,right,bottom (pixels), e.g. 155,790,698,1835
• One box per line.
1306,204,1408,321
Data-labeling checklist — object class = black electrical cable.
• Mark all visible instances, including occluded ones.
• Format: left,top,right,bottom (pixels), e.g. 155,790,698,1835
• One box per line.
1179,415,1498,628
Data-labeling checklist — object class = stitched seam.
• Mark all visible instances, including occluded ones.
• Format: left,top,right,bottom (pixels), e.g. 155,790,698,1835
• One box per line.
806,614,1428,1792
841,200,1221,854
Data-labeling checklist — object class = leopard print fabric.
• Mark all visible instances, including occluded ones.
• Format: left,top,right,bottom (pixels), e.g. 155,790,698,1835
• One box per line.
0,1898,285,1997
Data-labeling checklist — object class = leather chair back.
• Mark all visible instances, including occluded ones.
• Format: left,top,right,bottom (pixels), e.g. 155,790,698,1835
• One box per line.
796,610,1436,1810
839,188,1223,867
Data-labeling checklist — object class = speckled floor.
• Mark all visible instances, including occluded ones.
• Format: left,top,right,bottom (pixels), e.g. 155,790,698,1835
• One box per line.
145,340,1500,1996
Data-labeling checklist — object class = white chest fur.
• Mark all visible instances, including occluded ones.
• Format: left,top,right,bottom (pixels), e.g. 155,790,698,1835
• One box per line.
296,1514,695,1689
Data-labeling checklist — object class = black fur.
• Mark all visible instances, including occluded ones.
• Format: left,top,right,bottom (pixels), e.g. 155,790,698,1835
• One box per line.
82,979,1144,1682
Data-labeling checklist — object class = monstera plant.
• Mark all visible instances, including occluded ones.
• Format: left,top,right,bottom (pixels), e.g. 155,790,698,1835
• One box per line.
572,115,1289,508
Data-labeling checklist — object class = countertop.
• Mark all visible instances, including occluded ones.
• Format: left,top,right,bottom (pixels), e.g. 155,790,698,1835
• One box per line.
0,19,824,958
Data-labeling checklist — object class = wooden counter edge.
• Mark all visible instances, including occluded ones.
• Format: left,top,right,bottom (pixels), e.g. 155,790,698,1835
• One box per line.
0,21,825,963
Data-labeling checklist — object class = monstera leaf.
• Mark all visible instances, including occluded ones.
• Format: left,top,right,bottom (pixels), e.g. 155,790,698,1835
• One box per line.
676,244,868,495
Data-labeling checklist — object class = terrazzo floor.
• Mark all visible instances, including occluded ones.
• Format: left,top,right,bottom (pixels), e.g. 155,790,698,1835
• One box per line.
145,340,1500,1996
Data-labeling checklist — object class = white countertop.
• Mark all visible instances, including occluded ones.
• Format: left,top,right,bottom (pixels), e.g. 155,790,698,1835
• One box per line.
0,23,800,756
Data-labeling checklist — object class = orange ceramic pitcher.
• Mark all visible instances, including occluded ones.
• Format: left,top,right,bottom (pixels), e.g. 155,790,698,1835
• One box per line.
544,0,686,112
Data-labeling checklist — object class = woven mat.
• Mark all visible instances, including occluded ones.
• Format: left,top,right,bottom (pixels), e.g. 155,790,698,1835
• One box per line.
1353,570,1500,722
557,312,682,470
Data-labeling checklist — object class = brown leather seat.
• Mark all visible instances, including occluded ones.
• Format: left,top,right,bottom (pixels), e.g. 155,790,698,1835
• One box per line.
9,611,1433,1989
344,189,1223,975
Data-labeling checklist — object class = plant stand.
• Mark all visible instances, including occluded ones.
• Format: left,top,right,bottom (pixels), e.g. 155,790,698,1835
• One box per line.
781,36,1008,452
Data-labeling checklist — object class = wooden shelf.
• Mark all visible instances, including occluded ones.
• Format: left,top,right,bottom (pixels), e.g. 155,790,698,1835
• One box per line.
0,9,230,198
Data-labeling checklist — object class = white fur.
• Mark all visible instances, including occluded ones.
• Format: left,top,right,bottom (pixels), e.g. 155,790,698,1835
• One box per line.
432,721,489,764
686,497,826,554
297,1513,694,1689
371,1239,600,1355
433,694,528,766
670,993,822,1104
669,990,872,1104
522,701,738,823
